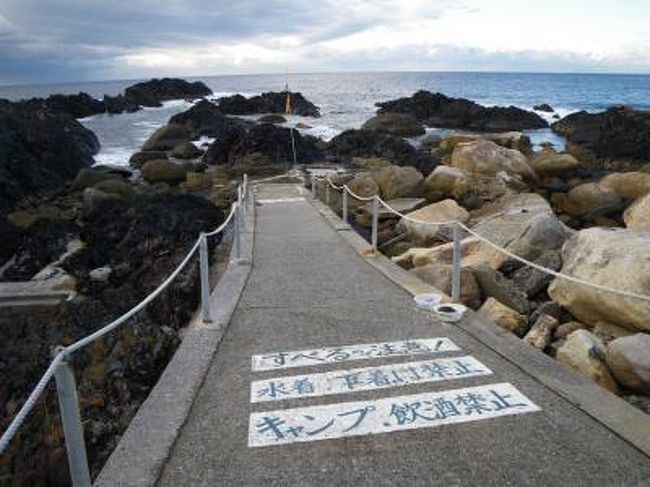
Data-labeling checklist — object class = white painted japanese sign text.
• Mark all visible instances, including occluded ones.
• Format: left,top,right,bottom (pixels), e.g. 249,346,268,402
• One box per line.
249,382,540,447
251,338,461,372
251,355,493,403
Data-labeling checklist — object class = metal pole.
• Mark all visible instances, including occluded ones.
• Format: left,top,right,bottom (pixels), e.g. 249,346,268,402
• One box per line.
451,223,462,303
371,196,379,251
237,186,245,230
54,355,91,487
342,188,348,223
242,174,248,209
311,177,316,198
199,233,212,322
235,203,242,261
325,183,331,207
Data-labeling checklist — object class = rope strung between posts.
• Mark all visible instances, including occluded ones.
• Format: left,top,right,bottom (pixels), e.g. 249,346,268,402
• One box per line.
0,188,242,454
317,175,650,303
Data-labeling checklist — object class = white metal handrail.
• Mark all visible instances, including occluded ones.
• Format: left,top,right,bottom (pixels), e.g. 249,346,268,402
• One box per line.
0,175,252,487
313,175,650,304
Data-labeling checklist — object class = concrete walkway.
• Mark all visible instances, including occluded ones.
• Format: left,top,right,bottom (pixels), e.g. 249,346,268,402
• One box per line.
158,183,650,486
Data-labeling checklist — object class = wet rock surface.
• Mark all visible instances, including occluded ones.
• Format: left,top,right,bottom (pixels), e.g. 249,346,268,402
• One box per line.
0,99,99,213
216,91,320,117
552,106,650,163
375,91,548,131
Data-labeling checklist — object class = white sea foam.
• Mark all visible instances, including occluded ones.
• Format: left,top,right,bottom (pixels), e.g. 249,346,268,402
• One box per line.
92,147,133,167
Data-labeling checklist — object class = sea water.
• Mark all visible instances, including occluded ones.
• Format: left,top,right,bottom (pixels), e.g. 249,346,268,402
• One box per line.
1,71,649,167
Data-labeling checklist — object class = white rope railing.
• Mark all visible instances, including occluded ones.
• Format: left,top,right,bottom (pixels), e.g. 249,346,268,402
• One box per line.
314,175,650,304
0,176,251,484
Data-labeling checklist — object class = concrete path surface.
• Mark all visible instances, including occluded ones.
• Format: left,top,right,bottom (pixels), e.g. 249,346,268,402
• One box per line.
158,183,650,486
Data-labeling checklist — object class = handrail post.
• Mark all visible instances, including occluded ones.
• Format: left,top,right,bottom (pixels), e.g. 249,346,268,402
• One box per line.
234,203,242,261
451,223,463,303
371,196,379,252
311,176,316,198
243,174,248,207
325,182,331,207
199,233,212,323
342,188,348,223
54,353,91,487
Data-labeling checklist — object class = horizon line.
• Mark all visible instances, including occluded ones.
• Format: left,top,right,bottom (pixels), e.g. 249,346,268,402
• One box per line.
1,68,650,89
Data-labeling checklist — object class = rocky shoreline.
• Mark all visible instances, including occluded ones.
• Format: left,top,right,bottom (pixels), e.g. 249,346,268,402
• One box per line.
315,92,650,416
1,78,649,483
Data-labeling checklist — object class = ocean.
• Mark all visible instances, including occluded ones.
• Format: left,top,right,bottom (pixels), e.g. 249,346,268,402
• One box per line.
1,71,649,167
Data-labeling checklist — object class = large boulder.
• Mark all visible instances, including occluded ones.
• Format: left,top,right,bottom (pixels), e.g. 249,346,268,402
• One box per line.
423,166,468,197
227,124,323,166
469,193,570,260
168,99,229,137
599,172,650,200
328,129,417,164
129,151,168,167
170,142,203,160
557,182,623,218
0,99,99,213
361,113,425,137
412,263,481,309
346,175,379,200
142,124,192,151
623,193,650,231
376,91,548,131
530,149,582,177
556,330,619,392
548,228,650,333
124,78,212,107
439,132,532,154
373,165,423,199
217,91,320,117
71,168,119,191
551,106,650,162
140,160,187,185
606,334,650,393
397,199,469,246
451,140,536,182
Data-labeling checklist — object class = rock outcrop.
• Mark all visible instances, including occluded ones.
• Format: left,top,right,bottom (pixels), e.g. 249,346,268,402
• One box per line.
0,100,100,214
551,106,650,162
397,199,468,246
123,78,212,108
217,91,320,117
327,129,435,174
361,113,425,137
375,91,548,131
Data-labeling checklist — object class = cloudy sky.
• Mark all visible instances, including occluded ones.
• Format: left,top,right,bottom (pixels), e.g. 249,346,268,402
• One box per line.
0,0,648,84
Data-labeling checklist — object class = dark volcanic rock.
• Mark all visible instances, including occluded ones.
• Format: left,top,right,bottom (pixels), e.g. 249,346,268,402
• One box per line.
0,100,100,214
258,114,287,124
103,94,140,114
217,91,320,117
44,93,106,118
169,99,230,137
124,78,212,108
534,103,554,113
141,124,192,151
375,91,548,131
551,106,650,162
362,113,425,136
202,124,249,165
129,150,168,167
0,192,223,484
229,124,323,164
327,129,436,174
203,123,323,169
